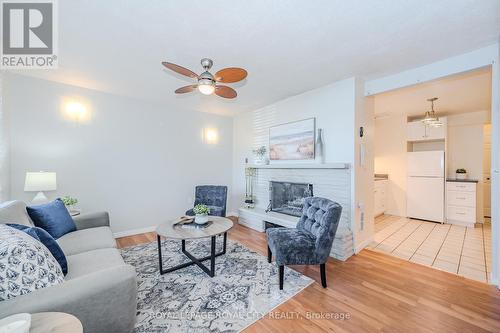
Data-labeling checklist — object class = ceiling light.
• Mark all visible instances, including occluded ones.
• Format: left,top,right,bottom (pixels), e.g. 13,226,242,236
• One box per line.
422,97,442,128
198,80,215,95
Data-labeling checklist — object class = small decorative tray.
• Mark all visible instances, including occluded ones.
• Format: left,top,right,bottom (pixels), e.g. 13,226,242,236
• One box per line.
173,217,213,229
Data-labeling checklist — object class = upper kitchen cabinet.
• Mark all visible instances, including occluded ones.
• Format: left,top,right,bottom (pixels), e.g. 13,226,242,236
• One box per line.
407,117,447,142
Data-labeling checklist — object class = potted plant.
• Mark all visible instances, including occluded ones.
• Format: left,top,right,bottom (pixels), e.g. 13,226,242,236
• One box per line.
252,146,268,165
456,168,467,180
61,196,78,211
193,204,210,224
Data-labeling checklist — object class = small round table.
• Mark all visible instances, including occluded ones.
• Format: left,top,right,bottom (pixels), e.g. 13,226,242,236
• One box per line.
30,312,83,333
156,216,233,277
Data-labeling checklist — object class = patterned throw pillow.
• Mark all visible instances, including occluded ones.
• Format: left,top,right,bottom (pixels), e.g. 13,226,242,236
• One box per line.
0,224,64,301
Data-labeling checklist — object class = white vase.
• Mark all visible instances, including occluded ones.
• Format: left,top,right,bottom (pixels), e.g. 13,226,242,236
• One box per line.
456,173,467,180
195,214,209,224
316,128,325,163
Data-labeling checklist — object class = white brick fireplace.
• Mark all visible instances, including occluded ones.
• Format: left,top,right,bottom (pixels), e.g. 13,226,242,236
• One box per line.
238,163,354,261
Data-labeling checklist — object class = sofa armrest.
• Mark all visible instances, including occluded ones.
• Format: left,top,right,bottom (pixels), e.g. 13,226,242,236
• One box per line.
73,211,110,230
0,265,137,333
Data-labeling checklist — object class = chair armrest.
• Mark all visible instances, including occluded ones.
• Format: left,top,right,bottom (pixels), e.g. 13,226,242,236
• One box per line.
73,211,110,230
0,265,137,333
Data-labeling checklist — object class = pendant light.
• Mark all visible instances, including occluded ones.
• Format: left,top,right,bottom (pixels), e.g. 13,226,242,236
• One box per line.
422,97,442,128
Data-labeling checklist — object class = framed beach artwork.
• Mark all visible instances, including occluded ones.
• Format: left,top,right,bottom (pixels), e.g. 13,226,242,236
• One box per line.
269,118,315,161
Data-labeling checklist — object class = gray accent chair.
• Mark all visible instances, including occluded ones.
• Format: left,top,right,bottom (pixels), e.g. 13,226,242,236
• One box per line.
0,201,137,333
266,197,342,289
185,185,228,217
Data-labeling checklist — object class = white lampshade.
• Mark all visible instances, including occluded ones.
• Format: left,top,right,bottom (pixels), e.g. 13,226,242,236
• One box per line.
24,172,57,192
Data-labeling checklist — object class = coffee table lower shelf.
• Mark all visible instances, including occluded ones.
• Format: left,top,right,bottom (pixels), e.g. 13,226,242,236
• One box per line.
157,232,227,277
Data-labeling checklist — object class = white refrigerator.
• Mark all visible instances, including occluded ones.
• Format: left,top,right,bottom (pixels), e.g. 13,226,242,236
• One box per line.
407,151,445,223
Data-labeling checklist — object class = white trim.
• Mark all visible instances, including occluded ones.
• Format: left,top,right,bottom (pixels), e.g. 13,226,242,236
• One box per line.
365,44,499,96
113,226,156,238
490,43,500,288
354,235,373,254
246,163,349,169
226,211,239,217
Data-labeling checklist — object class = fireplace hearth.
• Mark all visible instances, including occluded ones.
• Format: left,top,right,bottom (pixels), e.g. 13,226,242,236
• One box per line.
268,181,313,217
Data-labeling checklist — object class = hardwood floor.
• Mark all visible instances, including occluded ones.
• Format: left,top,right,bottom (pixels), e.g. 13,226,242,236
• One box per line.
117,218,500,332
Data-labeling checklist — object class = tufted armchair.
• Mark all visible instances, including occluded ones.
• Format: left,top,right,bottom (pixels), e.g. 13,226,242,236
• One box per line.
186,185,228,217
266,197,342,289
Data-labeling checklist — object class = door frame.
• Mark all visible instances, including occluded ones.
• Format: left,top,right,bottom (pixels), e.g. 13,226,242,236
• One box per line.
365,44,500,286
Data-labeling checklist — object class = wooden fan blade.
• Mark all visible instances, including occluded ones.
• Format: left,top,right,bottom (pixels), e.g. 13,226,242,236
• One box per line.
175,85,197,94
215,85,237,99
162,62,198,79
214,67,247,83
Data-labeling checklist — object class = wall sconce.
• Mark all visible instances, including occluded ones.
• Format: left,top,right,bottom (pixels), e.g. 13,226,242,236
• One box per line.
204,128,219,144
62,99,90,123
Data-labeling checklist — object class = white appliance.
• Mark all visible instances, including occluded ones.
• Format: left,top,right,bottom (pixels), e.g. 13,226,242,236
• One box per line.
407,151,445,223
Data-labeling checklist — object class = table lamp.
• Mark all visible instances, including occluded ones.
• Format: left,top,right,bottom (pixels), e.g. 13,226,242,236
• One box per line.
24,171,57,204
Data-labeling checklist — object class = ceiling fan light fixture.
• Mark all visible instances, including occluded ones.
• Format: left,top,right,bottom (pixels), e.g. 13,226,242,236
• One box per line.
198,80,215,95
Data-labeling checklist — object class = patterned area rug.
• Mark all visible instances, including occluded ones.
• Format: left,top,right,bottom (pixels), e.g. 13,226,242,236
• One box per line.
121,237,313,332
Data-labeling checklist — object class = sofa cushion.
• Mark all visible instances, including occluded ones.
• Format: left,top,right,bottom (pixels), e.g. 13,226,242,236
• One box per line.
27,199,76,239
7,224,68,276
57,227,116,256
64,248,125,281
0,201,34,226
0,225,64,301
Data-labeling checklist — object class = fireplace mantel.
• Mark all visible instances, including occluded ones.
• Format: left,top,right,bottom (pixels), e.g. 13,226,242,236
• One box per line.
246,163,349,169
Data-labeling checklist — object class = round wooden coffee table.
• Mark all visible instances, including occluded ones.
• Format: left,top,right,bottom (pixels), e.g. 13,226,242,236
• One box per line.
156,216,233,277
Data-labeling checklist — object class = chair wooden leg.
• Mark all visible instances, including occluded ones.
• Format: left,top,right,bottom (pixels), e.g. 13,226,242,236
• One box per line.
279,265,284,290
267,246,272,263
320,263,327,288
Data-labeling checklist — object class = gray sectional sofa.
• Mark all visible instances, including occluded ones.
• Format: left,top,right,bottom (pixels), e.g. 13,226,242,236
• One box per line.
0,201,137,333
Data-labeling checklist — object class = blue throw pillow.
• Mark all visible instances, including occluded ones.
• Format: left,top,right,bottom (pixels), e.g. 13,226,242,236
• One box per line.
27,198,76,239
7,223,68,276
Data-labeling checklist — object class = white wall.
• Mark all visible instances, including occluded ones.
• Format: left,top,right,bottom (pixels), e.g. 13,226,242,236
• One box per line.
353,79,375,251
4,74,233,235
374,115,408,216
0,74,10,203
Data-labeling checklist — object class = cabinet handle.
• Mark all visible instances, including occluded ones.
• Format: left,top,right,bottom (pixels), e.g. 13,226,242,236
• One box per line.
457,197,466,200
456,212,466,215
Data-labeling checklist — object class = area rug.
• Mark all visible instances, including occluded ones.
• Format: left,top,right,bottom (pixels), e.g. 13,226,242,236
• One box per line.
121,237,313,333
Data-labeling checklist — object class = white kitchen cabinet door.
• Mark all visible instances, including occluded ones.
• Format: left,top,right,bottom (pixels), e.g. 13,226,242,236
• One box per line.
407,121,426,141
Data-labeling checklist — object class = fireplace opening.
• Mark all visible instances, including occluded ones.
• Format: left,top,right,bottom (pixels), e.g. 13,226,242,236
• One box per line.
268,181,313,217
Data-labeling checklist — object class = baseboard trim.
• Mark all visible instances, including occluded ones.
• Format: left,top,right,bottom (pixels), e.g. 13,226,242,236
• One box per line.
113,226,156,238
226,211,239,217
354,236,374,254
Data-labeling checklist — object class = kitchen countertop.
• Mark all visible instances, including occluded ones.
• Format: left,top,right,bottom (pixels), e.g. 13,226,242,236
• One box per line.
446,178,479,183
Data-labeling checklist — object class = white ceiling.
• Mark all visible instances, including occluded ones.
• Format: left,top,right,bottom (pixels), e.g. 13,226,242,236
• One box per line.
12,0,500,116
373,68,492,117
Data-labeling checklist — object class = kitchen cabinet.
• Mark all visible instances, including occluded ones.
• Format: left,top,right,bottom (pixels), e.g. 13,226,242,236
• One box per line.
446,180,477,227
374,180,388,216
407,117,447,141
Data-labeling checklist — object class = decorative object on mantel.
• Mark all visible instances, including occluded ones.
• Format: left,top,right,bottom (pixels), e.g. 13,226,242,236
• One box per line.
316,128,325,164
252,146,268,164
269,118,315,161
455,168,468,180
244,167,256,208
193,204,210,224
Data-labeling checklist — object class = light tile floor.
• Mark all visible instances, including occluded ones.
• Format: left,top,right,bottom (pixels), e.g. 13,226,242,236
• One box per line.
367,215,492,283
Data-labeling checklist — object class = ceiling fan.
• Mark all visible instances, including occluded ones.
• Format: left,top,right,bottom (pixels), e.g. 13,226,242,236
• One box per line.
161,58,247,99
